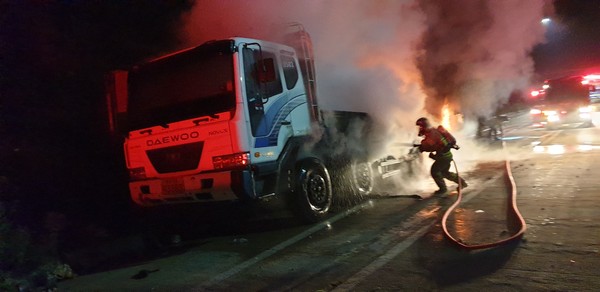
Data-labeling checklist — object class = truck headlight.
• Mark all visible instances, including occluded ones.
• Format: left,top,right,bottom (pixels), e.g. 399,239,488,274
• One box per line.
213,152,250,170
129,167,147,180
543,110,557,116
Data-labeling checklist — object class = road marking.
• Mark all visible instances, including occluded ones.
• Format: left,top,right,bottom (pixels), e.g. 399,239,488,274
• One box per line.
331,223,433,292
202,171,503,289
332,172,502,291
199,201,371,288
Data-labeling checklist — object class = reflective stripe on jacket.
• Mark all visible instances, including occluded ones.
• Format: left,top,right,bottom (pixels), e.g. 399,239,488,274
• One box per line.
418,127,453,159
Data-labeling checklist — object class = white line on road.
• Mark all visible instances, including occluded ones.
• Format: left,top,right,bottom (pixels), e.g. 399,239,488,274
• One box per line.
199,202,372,288
331,223,433,292
331,172,502,291
202,171,503,290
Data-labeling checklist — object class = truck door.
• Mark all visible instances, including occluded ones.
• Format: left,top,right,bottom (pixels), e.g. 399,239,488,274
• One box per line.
241,47,285,148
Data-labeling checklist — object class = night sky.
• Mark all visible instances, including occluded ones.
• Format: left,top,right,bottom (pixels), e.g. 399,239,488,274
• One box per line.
0,0,598,228
1,1,194,227
533,0,600,78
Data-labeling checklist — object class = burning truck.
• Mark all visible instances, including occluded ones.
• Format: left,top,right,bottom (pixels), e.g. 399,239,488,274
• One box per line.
106,25,421,223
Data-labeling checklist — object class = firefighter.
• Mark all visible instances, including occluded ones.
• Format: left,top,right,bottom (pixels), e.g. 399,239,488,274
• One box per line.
415,117,467,195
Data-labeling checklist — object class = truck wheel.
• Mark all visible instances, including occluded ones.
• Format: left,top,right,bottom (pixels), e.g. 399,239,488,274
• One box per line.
350,160,374,197
292,158,332,223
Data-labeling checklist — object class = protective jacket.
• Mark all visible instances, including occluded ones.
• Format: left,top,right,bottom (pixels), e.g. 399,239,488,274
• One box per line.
418,126,455,160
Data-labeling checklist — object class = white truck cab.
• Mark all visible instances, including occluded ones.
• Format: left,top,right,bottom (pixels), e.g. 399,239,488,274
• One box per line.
107,26,419,222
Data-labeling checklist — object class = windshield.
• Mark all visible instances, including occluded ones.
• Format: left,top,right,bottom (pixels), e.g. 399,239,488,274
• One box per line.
128,40,235,130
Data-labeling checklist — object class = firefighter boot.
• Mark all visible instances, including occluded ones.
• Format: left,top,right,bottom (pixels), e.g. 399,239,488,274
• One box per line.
433,176,448,196
457,178,468,191
434,188,448,196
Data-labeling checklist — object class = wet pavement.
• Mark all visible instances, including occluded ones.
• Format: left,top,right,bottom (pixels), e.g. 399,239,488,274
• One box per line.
58,113,600,291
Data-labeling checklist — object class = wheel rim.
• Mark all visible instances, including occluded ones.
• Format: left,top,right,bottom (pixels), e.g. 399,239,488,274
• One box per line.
352,162,373,194
307,171,328,210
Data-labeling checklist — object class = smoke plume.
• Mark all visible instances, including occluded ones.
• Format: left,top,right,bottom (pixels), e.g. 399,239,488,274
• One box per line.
183,0,546,126
182,0,547,161
417,0,547,119
182,0,426,133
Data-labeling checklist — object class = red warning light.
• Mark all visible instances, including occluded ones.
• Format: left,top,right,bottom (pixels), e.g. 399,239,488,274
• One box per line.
583,74,600,80
582,74,600,85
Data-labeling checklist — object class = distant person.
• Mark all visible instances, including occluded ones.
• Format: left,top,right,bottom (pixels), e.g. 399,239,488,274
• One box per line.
476,116,487,138
476,115,505,141
415,117,467,195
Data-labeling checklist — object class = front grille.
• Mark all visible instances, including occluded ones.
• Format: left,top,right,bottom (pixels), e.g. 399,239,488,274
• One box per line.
146,142,204,173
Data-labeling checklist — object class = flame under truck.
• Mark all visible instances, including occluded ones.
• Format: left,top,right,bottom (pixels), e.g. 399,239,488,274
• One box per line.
106,25,419,222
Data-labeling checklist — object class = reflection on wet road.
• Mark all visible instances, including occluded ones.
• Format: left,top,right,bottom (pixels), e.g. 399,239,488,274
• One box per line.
503,111,600,155
57,111,600,291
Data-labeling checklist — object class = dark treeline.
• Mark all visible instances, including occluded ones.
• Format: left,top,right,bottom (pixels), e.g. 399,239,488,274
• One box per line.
0,1,193,239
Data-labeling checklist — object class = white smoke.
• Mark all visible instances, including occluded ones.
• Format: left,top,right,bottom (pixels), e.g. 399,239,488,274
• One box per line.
181,0,427,137
181,0,548,184
417,0,548,119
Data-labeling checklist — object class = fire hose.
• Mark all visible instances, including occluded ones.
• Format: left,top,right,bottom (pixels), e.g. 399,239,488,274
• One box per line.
441,140,527,249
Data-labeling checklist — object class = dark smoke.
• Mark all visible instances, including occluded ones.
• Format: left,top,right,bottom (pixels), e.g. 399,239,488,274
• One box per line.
417,0,547,119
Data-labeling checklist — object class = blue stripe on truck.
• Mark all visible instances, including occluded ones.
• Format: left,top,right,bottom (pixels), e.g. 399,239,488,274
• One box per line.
254,94,306,148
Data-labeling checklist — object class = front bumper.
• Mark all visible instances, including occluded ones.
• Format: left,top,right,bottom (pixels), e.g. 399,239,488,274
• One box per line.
129,170,255,206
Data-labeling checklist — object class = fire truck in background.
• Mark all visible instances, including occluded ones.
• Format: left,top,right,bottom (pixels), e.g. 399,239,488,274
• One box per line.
586,74,600,111
106,24,419,223
529,74,598,128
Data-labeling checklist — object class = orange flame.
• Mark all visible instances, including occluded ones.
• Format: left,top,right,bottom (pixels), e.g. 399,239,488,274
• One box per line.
441,102,451,130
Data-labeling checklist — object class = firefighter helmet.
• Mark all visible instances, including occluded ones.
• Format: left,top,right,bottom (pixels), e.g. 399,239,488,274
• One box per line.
416,117,430,128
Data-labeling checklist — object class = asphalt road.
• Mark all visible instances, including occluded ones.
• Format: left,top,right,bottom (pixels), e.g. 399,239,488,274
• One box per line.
58,112,600,291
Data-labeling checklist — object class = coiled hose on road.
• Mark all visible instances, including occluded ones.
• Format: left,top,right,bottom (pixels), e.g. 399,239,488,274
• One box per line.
441,141,527,249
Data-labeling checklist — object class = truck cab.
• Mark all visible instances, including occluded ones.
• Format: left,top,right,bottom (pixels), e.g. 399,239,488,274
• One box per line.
107,26,419,223
107,36,318,205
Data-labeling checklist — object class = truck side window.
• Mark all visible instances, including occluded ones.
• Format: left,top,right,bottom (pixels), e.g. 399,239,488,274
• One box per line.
281,55,298,90
262,53,282,96
242,48,282,136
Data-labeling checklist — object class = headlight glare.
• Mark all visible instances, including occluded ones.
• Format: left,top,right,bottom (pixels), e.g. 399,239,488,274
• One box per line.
530,109,542,115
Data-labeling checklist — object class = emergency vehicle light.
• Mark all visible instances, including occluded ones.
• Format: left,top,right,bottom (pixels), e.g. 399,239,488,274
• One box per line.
583,74,600,81
213,152,250,170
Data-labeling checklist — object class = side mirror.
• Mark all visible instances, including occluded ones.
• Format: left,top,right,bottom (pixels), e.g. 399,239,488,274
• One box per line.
106,70,129,136
257,58,276,83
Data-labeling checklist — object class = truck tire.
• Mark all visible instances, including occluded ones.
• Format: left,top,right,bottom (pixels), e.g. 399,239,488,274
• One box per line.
350,160,374,197
328,157,373,206
292,158,332,223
